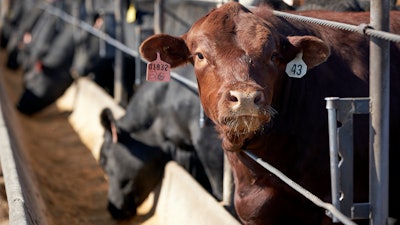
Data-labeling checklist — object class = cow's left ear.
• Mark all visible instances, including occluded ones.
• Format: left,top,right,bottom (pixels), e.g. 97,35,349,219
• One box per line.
140,34,191,68
286,36,330,69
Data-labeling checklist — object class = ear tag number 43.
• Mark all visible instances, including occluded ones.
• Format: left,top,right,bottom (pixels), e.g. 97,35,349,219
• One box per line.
285,51,307,78
146,52,171,82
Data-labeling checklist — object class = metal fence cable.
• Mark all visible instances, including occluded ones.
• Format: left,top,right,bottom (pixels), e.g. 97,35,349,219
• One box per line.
273,10,400,43
243,150,357,225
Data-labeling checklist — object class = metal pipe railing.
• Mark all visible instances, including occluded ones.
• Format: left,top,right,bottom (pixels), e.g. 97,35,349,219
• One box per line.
325,97,341,223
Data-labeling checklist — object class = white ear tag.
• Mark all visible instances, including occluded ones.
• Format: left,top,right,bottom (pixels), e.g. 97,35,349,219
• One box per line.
146,52,171,82
285,51,307,78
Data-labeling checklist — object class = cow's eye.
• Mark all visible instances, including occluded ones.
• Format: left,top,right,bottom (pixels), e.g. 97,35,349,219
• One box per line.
196,52,204,60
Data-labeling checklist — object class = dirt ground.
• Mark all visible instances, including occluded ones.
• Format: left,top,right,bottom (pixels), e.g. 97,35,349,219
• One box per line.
0,50,154,225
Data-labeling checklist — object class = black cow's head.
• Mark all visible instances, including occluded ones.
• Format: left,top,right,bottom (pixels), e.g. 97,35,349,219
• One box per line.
16,61,73,115
99,108,168,220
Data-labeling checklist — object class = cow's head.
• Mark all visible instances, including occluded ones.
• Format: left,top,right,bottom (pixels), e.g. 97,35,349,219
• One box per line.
140,2,329,151
16,61,73,115
99,108,167,220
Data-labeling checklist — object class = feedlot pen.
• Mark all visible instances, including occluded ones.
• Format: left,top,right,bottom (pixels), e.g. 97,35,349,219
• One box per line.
0,49,238,225
0,50,142,225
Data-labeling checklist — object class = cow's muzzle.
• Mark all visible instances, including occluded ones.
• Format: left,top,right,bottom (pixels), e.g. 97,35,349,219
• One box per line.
227,90,265,113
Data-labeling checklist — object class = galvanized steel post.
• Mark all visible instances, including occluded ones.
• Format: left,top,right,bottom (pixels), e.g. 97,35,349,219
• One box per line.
325,97,341,223
154,0,163,34
114,0,128,106
370,0,390,224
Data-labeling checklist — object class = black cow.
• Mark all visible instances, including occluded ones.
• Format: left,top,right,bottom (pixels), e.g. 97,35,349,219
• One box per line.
15,1,138,114
4,4,43,70
0,0,25,49
100,108,168,219
17,12,65,73
99,73,225,220
16,23,75,115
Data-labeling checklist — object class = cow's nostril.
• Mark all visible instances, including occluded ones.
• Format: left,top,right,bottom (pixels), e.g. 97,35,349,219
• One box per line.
228,91,239,102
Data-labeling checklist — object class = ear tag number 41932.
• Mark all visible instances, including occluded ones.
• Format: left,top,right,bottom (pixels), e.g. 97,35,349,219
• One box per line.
146,52,171,82
285,51,307,78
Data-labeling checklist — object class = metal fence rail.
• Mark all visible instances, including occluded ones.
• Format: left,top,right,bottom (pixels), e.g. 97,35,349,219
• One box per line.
0,91,28,225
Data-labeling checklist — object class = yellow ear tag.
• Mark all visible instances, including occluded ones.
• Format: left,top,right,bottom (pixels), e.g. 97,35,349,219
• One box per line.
126,4,136,23
285,51,307,78
146,52,171,82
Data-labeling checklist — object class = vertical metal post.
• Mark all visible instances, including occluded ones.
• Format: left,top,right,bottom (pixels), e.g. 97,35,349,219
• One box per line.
71,0,80,41
223,153,233,208
325,97,340,223
154,0,163,34
134,26,142,86
369,0,390,224
114,0,127,106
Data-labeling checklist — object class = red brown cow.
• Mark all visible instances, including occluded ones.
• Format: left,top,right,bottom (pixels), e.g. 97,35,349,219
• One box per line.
139,2,400,225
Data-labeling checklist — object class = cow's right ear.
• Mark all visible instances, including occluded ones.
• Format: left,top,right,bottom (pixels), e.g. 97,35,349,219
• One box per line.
139,34,191,68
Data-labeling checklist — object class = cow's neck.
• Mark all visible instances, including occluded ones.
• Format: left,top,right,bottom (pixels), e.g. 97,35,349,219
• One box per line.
230,129,303,180
224,145,301,199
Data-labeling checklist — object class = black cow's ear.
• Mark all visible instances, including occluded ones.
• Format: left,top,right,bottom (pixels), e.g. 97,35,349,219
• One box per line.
100,108,114,131
100,108,119,143
139,34,191,68
286,36,330,69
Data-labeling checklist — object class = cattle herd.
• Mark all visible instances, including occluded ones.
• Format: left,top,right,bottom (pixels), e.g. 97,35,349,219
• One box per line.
1,0,400,225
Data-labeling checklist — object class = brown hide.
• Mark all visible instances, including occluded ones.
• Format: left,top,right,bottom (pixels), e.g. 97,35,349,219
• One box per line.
140,2,400,225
